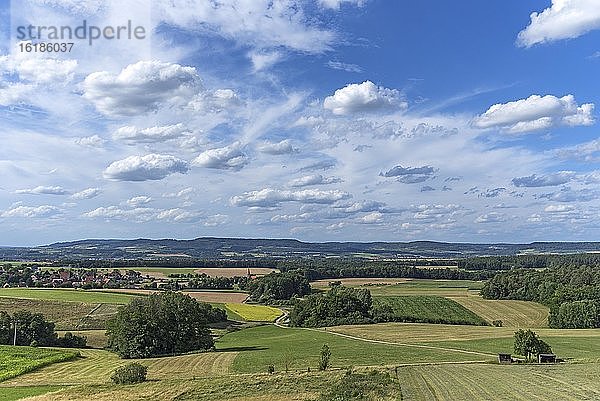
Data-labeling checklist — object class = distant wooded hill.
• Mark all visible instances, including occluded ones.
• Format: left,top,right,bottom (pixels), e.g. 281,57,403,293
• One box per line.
1,237,600,261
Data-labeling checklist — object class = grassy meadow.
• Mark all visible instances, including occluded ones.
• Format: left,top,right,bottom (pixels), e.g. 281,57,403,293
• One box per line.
216,325,491,374
0,386,63,401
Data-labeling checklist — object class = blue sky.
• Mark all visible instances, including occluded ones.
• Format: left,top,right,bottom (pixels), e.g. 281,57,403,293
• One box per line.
1,0,600,246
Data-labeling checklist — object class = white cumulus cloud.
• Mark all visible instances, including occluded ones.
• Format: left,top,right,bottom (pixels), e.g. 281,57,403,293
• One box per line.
231,188,351,208
473,94,594,133
517,0,600,47
113,124,192,143
324,81,406,115
288,174,342,187
192,143,249,171
103,154,189,181
83,61,201,116
257,139,299,155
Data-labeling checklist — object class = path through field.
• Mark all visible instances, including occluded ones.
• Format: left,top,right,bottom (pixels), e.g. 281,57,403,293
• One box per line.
274,314,494,360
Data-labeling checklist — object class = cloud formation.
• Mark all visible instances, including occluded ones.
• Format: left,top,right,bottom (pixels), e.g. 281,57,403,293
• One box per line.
324,81,406,115
326,61,363,73
71,188,102,200
517,0,600,47
1,205,62,218
156,0,335,54
319,0,365,9
556,138,600,162
83,61,201,116
473,94,594,133
192,143,249,171
380,165,436,184
113,124,191,143
103,154,189,181
288,174,342,187
512,172,574,187
15,186,68,195
231,188,351,208
257,139,299,155
475,212,507,223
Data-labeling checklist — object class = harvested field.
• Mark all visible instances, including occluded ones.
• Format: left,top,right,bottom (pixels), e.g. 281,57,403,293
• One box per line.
397,363,600,401
184,291,249,303
449,296,549,328
2,348,236,387
328,322,600,343
0,298,95,331
90,289,249,304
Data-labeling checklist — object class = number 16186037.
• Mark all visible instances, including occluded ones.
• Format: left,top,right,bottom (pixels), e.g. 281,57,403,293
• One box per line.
19,42,74,53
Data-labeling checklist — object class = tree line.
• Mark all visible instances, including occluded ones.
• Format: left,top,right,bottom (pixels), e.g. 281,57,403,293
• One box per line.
458,253,600,271
481,264,600,328
279,259,493,281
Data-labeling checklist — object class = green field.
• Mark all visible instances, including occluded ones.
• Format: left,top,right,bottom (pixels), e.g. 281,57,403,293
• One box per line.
366,279,484,297
0,289,136,305
0,346,78,382
216,325,490,374
224,303,282,322
0,386,63,401
375,296,488,325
